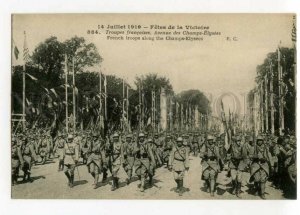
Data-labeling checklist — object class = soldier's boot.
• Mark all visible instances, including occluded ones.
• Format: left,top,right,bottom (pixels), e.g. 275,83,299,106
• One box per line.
175,179,180,192
260,182,266,199
60,160,64,171
210,179,216,197
140,178,145,192
149,174,153,186
116,177,119,189
12,174,17,186
231,180,237,195
137,175,142,188
64,172,71,187
111,177,117,191
236,182,242,198
102,169,107,182
69,174,74,188
126,171,132,185
22,170,28,182
91,172,95,179
93,174,99,189
254,182,259,196
27,173,33,183
178,180,184,196
205,180,210,193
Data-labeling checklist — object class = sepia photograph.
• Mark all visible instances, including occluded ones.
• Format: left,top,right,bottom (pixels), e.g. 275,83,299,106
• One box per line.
11,13,296,200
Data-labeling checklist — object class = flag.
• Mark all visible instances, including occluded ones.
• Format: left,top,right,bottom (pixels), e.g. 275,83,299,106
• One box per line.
23,31,30,64
13,41,19,60
50,88,58,97
26,73,38,81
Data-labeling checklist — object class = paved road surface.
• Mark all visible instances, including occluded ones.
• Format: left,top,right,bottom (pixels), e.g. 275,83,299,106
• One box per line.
12,155,285,199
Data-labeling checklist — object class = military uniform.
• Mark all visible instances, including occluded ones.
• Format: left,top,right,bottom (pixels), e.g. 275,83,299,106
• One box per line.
20,137,38,182
200,136,220,196
110,133,124,191
11,137,22,185
64,134,80,188
54,133,66,171
38,133,50,164
134,133,156,192
169,137,189,196
86,133,102,189
249,136,273,199
163,135,173,167
227,136,247,197
123,134,136,185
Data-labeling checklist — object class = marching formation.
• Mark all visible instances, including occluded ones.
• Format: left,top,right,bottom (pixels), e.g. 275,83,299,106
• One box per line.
11,128,297,199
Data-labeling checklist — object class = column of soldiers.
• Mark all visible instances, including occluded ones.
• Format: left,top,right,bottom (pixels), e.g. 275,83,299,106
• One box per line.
11,127,297,199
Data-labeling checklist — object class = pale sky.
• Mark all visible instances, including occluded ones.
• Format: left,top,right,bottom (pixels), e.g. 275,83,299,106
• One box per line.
12,14,294,115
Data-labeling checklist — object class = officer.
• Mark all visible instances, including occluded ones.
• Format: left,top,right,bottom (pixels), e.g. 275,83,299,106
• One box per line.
54,132,66,171
227,135,247,198
64,134,79,188
249,135,273,199
110,133,124,191
123,133,136,185
134,133,156,192
168,137,189,196
86,132,102,189
200,135,221,197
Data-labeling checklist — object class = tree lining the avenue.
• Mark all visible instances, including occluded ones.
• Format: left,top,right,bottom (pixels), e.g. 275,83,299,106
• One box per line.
12,36,211,135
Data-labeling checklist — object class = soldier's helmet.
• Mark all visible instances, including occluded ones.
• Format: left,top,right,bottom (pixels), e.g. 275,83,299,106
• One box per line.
256,135,264,141
207,135,214,141
92,132,98,137
68,134,74,140
113,133,119,138
177,137,183,142
138,133,145,138
126,134,133,139
147,138,154,143
235,136,242,141
248,136,254,142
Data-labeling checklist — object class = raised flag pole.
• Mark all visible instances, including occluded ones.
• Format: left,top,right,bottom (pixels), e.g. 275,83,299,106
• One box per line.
99,70,102,131
65,54,68,133
22,31,28,130
269,60,275,134
72,57,76,132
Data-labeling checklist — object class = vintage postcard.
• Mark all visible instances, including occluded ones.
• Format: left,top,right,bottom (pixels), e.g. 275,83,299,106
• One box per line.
11,13,296,199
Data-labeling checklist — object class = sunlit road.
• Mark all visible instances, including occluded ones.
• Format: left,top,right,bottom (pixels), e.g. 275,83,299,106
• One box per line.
12,155,285,199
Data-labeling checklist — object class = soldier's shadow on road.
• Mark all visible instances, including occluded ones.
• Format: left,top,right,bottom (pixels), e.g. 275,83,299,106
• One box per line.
96,176,113,188
35,161,55,166
144,178,162,190
73,180,88,187
17,175,46,184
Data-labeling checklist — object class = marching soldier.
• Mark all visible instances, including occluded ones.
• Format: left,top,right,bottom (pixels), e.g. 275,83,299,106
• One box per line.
199,135,221,197
53,132,66,171
168,137,189,196
123,134,136,185
11,137,22,185
110,133,124,191
134,133,156,192
86,132,102,189
163,134,173,167
227,135,247,198
249,135,273,199
64,134,79,188
81,133,89,164
153,133,164,167
38,132,50,164
20,135,38,183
